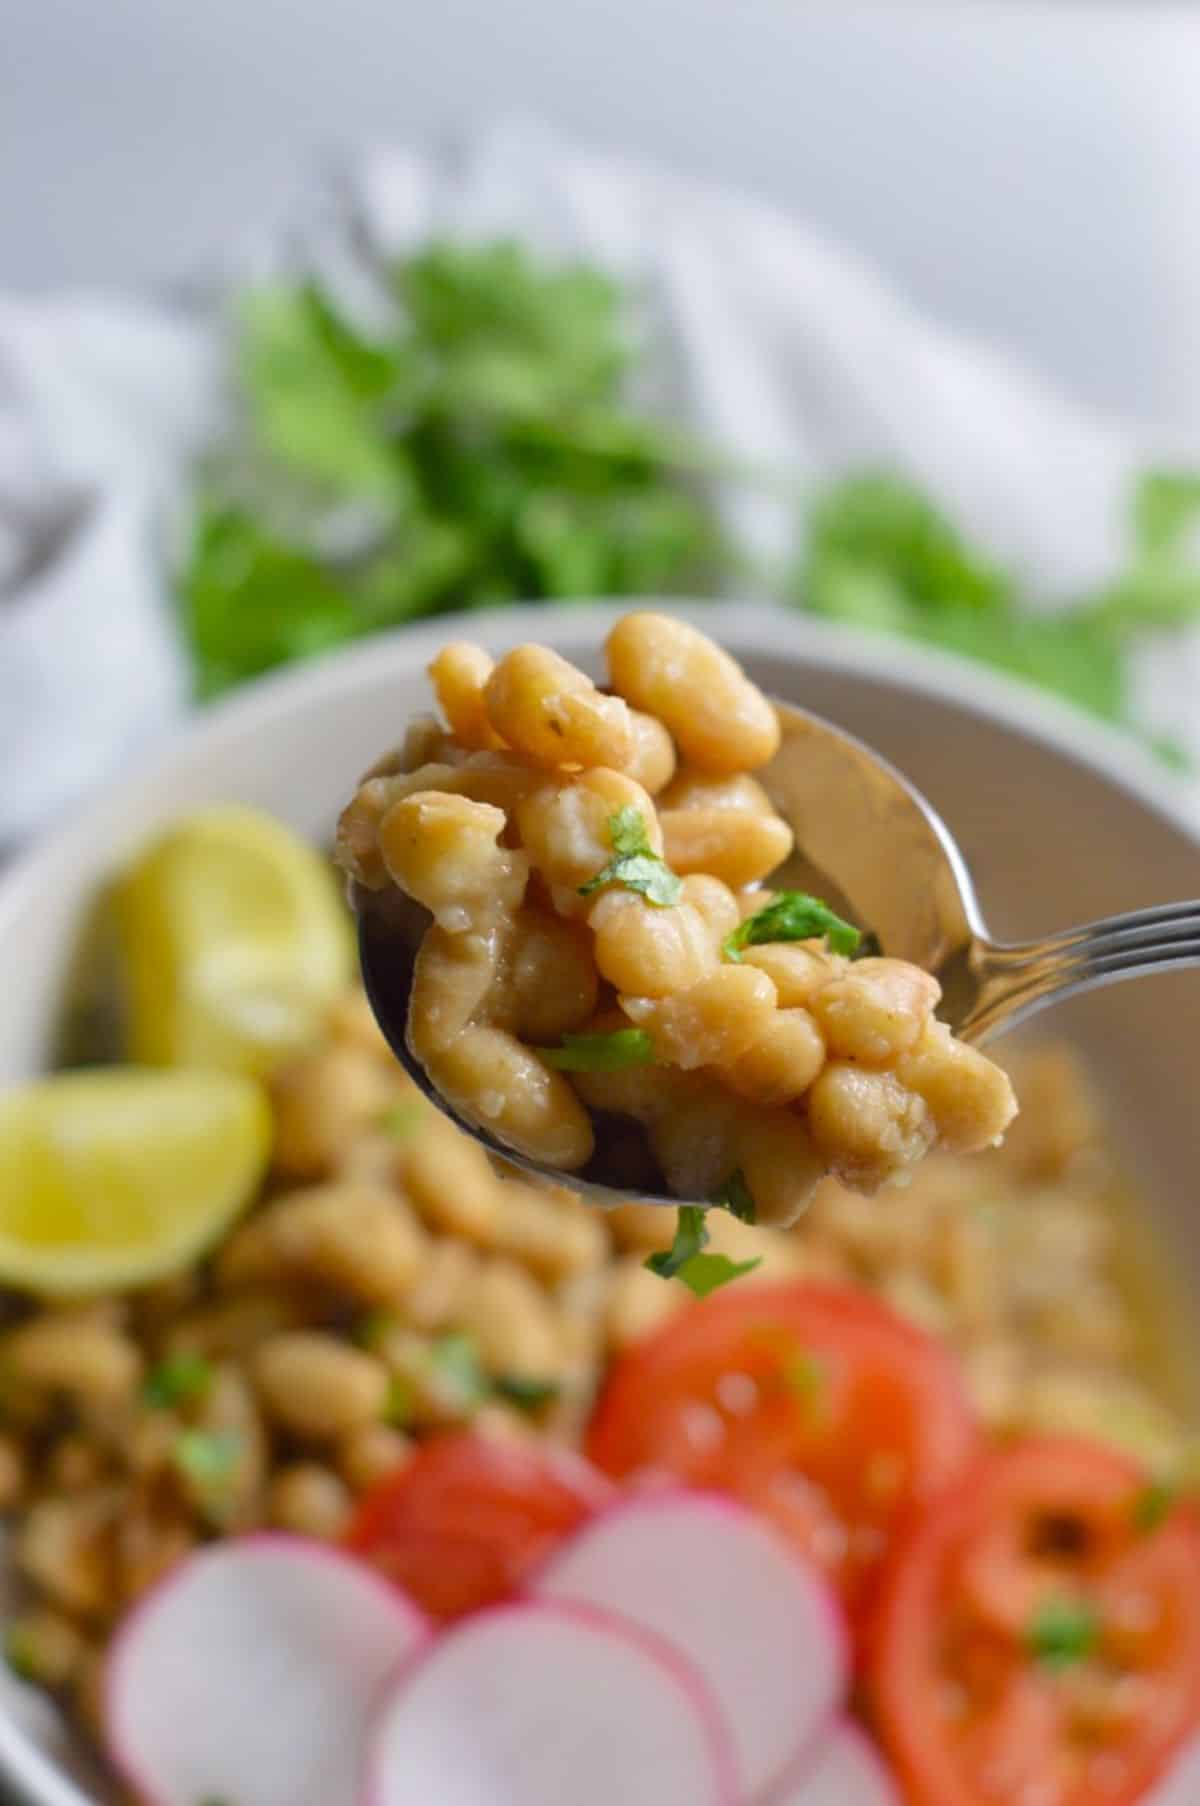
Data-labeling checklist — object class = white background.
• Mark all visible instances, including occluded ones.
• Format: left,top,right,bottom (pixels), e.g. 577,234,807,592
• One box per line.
4,1,1200,430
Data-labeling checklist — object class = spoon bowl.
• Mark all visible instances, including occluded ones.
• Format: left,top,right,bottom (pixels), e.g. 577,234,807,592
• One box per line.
357,694,1200,1206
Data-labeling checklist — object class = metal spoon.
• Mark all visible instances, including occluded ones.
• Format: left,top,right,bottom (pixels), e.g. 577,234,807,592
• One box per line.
356,697,1200,1203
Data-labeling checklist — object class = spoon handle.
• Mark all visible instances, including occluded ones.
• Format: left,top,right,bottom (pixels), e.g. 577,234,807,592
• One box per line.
953,901,1200,1043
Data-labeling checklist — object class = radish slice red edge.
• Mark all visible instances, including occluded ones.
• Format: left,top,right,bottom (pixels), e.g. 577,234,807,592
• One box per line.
771,1717,900,1804
105,1533,430,1806
1142,1731,1200,1805
365,1597,737,1806
529,1487,847,1802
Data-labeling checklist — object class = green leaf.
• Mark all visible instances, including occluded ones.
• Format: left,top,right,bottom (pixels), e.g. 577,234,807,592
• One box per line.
1027,1597,1099,1669
538,1030,657,1072
356,1309,398,1352
238,284,406,495
494,1374,561,1413
709,1169,757,1224
383,1375,415,1428
428,1333,489,1410
672,1252,763,1298
180,503,362,698
1131,469,1200,561
645,1206,710,1280
578,808,682,907
781,1349,826,1405
1132,1479,1177,1534
172,1429,242,1491
724,891,861,961
4,1625,37,1684
143,1353,213,1410
802,471,1013,620
644,1206,761,1296
379,1101,427,1139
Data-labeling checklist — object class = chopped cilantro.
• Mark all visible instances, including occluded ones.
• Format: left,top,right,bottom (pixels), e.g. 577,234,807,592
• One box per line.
750,1326,827,1410
578,807,682,907
179,243,720,698
791,467,1200,759
539,1028,656,1072
356,1309,398,1352
645,1206,762,1297
494,1374,561,1413
379,1101,426,1139
172,1429,242,1491
383,1374,415,1427
672,1252,763,1298
4,1625,36,1683
709,1169,757,1224
781,1348,826,1405
723,891,860,962
429,1333,489,1409
143,1353,213,1410
1133,1479,1177,1534
1027,1597,1099,1669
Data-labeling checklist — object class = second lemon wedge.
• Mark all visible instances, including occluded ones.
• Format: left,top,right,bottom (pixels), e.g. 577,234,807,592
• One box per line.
116,806,353,1076
0,1068,271,1294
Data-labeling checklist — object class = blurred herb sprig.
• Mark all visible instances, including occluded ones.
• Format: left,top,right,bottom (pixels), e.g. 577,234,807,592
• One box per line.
180,243,722,697
791,469,1200,755
177,239,1200,764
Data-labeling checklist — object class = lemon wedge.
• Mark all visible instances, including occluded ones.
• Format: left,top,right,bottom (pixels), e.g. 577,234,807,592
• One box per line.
0,1069,271,1294
116,806,353,1076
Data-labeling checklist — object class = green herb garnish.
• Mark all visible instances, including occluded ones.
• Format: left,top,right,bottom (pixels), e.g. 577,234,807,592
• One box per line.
792,467,1200,760
539,1029,656,1072
179,244,720,697
1133,1479,1177,1534
143,1353,214,1410
645,1206,762,1297
379,1101,426,1139
494,1375,561,1413
429,1333,489,1409
383,1375,415,1427
709,1169,757,1224
172,1429,242,1491
4,1625,37,1684
723,891,860,962
1027,1597,1100,1669
356,1309,398,1352
781,1348,826,1405
578,807,682,907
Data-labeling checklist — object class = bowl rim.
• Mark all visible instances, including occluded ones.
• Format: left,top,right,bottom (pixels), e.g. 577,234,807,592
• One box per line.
0,601,1198,1806
2,601,1198,952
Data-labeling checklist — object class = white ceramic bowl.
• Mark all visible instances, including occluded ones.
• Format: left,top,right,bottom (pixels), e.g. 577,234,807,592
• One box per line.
2,602,1199,1805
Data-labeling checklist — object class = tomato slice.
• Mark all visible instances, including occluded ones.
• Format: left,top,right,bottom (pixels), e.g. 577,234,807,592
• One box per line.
585,1280,978,1612
870,1436,1200,1806
343,1431,613,1621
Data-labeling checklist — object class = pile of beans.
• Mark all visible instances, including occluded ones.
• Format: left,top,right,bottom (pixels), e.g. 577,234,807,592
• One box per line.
337,612,1016,1222
0,990,1179,1749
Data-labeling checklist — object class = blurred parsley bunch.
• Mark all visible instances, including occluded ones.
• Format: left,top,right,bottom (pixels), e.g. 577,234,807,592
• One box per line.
177,238,1200,763
792,469,1200,758
180,242,723,697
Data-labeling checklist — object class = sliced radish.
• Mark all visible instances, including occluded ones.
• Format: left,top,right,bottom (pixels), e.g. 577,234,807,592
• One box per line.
772,1719,899,1804
366,1598,735,1806
106,1533,430,1806
530,1488,846,1801
1143,1732,1200,1804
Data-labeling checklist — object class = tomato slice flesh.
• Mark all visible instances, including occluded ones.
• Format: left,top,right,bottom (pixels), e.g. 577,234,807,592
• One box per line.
870,1436,1200,1806
344,1431,613,1621
586,1280,978,1612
